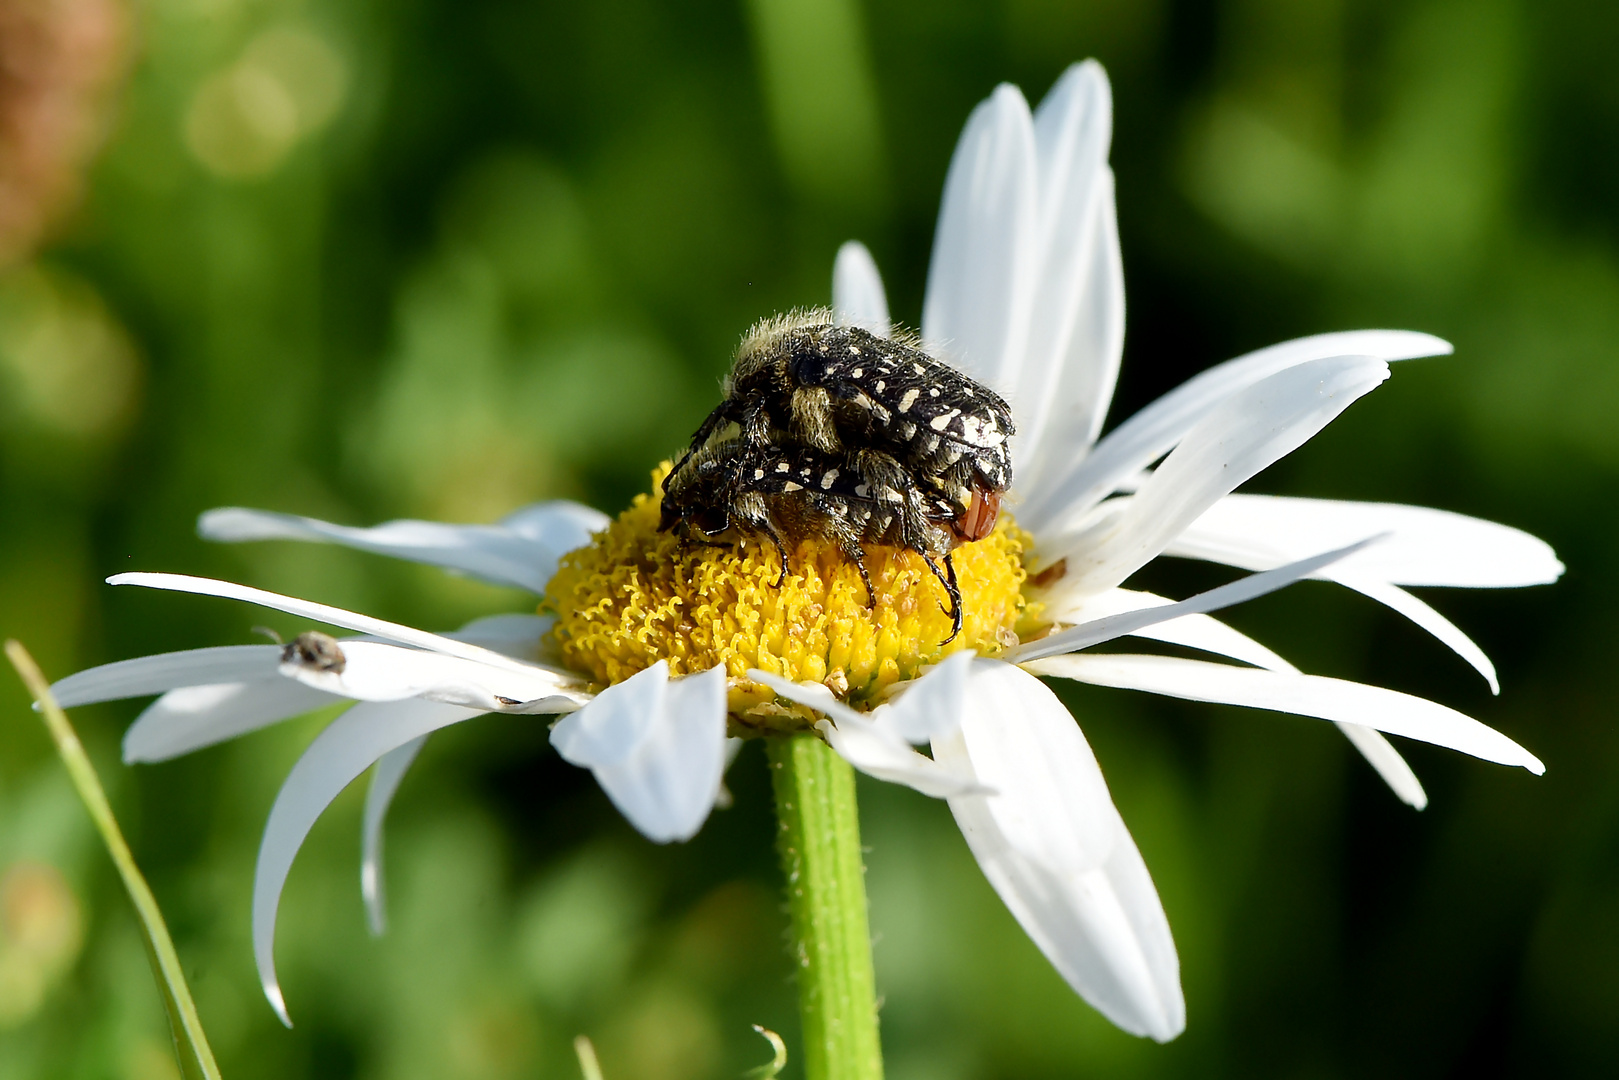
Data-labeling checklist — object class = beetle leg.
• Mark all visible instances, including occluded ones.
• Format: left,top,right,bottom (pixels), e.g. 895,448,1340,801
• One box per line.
668,402,736,486
922,552,963,645
760,521,791,588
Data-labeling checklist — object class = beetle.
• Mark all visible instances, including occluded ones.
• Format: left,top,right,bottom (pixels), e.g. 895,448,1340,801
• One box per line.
658,436,967,642
670,311,1015,546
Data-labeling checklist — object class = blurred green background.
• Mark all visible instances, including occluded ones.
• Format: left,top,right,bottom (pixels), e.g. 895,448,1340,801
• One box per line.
1,0,1614,1076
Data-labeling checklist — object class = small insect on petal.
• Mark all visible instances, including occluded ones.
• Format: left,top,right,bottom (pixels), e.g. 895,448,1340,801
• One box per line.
282,632,346,674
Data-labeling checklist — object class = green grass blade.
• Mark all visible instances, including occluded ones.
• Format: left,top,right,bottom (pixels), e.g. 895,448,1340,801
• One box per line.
573,1035,605,1080
7,640,224,1080
745,1024,788,1078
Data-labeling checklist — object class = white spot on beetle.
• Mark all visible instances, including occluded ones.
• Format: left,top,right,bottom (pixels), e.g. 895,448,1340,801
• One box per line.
851,367,863,378
776,461,791,473
820,468,839,489
783,481,803,492
898,388,920,413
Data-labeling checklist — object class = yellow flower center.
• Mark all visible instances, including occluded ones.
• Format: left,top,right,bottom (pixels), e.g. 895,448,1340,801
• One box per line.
545,464,1040,729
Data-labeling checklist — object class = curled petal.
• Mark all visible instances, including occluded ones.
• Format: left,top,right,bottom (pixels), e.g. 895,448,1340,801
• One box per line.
51,645,280,708
815,717,986,799
1162,493,1565,692
448,613,555,660
1167,493,1563,588
1337,574,1498,694
932,659,1183,1041
102,614,554,764
746,667,984,798
125,678,340,764
1026,653,1544,773
550,663,728,843
280,640,583,712
1041,587,1291,671
1336,721,1427,810
199,501,605,594
254,699,485,1026
496,500,610,553
107,573,560,680
361,736,427,936
1021,330,1451,528
832,241,891,336
1038,587,1426,808
1010,536,1382,664
873,651,975,743
1041,355,1391,594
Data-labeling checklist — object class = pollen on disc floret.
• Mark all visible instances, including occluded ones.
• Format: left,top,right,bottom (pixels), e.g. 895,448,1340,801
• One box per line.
544,464,1039,726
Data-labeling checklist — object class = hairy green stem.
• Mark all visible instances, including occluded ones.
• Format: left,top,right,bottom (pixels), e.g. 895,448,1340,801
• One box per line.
768,733,883,1080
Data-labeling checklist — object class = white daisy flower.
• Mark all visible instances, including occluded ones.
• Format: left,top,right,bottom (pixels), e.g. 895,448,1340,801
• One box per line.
51,61,1559,1043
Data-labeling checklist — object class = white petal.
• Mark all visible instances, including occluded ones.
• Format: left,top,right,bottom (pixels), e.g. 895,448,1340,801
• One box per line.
1037,588,1426,808
1042,587,1292,671
1016,171,1124,506
1338,574,1498,693
1026,653,1544,773
1041,355,1391,593
1162,494,1564,692
747,666,984,798
108,573,563,680
832,241,891,336
1019,330,1451,530
497,499,609,551
198,500,605,594
1010,536,1382,664
550,663,728,844
1335,721,1428,809
1015,62,1124,495
816,717,986,799
361,735,427,936
445,613,558,664
921,83,1038,393
254,699,484,1026
105,613,552,764
51,645,280,708
932,659,1183,1041
873,651,975,743
1166,493,1564,588
280,640,582,712
124,678,341,764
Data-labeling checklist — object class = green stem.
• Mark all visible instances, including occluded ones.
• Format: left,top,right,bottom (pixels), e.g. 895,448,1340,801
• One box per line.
767,733,884,1080
7,641,222,1080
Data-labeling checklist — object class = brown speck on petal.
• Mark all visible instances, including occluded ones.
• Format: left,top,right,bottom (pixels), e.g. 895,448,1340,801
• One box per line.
1029,557,1068,589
